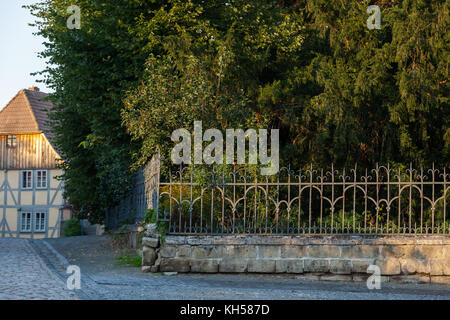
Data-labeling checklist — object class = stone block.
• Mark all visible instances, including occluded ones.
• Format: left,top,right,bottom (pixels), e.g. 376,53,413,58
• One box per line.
401,257,444,276
341,245,380,259
444,258,450,276
275,260,304,274
165,236,187,245
258,246,281,258
399,259,418,275
280,246,306,258
429,259,445,276
303,259,329,273
329,259,352,274
444,246,450,258
160,258,190,273
142,237,159,248
226,245,257,259
306,245,341,258
219,258,248,273
245,236,292,246
153,255,161,267
190,260,219,273
409,260,429,274
159,245,176,258
191,246,209,259
141,266,152,273
176,245,192,258
248,260,276,273
375,259,401,275
144,223,158,237
186,236,214,246
352,260,374,273
191,246,225,259
430,276,450,285
142,247,157,266
413,245,443,260
381,245,413,259
150,265,159,273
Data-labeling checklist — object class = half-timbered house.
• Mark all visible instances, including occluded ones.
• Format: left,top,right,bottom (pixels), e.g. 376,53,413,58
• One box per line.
0,87,66,238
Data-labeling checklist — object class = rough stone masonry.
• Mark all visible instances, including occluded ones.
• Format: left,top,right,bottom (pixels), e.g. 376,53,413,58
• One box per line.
140,226,450,284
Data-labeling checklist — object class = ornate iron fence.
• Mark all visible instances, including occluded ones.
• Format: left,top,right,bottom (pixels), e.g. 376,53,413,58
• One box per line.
159,164,449,235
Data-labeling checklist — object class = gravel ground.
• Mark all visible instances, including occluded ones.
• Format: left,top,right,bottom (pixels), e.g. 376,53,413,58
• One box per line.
40,235,450,300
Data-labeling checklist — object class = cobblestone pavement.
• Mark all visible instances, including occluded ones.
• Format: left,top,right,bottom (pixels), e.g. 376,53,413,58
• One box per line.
1,236,450,300
87,273,450,300
46,236,450,300
0,238,79,300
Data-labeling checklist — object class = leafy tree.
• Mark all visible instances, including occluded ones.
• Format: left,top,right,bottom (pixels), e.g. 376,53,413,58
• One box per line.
122,1,304,173
28,0,303,222
27,0,162,223
28,0,448,224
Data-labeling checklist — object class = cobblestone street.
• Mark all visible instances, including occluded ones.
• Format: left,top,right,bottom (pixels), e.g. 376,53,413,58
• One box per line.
0,236,449,300
0,238,79,300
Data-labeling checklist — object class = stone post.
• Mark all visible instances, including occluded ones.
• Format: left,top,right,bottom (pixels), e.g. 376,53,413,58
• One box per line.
141,223,162,273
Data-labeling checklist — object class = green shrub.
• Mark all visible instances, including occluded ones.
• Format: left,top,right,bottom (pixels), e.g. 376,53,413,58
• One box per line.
144,208,158,224
116,249,142,267
62,218,82,237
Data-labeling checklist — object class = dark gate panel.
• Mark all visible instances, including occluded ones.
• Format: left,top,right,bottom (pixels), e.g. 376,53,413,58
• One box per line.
105,153,160,230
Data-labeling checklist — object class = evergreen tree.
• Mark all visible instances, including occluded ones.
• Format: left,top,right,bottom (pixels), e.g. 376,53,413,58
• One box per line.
275,0,449,169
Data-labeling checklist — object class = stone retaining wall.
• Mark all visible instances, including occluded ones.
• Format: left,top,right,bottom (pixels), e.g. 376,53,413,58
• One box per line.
142,234,450,284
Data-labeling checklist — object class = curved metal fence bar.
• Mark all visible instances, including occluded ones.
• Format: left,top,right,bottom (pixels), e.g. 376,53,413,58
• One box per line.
159,163,449,235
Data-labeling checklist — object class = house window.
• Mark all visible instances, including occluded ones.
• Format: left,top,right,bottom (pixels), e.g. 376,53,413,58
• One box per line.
36,170,48,189
20,212,32,232
34,212,46,232
21,170,33,189
6,135,17,148
20,212,47,233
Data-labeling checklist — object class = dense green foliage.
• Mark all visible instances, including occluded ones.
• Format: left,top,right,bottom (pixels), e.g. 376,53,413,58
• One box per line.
27,0,161,223
29,0,449,223
278,0,449,168
121,1,303,172
123,0,449,171
62,217,82,237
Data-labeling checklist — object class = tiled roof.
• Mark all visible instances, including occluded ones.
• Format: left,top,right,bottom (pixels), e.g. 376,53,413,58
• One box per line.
0,88,57,151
